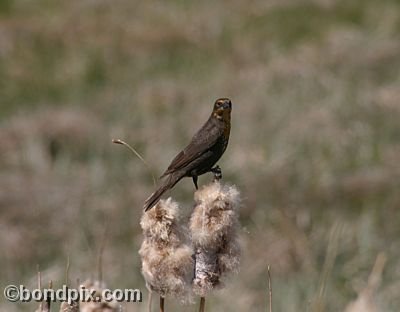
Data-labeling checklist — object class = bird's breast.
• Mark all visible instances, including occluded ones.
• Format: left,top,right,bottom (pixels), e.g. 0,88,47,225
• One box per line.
223,121,231,140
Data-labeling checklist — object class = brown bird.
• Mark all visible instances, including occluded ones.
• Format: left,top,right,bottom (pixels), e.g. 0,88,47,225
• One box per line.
143,98,232,211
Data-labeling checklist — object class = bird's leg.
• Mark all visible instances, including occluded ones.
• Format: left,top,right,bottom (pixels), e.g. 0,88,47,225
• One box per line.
211,165,222,181
192,175,199,190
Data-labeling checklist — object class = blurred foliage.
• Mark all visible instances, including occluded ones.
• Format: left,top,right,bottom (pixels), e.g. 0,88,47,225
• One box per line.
1,0,400,311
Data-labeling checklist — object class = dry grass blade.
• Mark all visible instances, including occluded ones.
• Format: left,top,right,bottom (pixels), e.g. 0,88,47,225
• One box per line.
267,265,272,312
312,223,342,312
112,138,156,187
65,255,70,286
97,221,109,283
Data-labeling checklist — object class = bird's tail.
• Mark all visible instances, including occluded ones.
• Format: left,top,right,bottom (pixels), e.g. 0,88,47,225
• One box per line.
143,173,182,211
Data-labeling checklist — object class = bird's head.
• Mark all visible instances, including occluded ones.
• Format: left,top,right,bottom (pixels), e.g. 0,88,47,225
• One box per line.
212,98,232,122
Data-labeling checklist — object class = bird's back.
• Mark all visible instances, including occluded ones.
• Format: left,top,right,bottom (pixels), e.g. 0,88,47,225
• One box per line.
161,115,227,177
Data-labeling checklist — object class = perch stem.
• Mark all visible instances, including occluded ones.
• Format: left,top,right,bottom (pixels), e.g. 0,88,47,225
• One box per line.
160,296,165,312
147,290,152,312
199,297,206,312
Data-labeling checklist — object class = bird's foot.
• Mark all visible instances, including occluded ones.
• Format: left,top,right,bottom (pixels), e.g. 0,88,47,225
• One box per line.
211,165,222,181
192,176,199,190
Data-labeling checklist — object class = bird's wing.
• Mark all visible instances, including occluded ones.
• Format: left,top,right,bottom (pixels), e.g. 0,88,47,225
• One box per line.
161,117,222,176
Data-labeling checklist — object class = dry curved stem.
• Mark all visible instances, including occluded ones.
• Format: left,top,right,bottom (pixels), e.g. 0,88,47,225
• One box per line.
267,265,272,312
65,255,70,286
97,221,109,283
112,138,156,187
37,266,41,291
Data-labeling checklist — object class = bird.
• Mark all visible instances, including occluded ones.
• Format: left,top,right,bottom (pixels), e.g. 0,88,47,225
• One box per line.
143,98,232,211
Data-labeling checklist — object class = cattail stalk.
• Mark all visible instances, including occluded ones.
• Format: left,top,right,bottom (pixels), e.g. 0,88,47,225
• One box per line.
199,296,205,312
35,270,52,312
160,296,165,312
139,181,241,310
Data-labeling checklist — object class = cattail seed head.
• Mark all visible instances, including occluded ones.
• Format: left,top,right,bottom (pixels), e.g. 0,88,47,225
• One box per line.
139,198,193,301
140,198,184,246
59,301,79,312
191,182,240,247
79,280,119,312
190,182,241,296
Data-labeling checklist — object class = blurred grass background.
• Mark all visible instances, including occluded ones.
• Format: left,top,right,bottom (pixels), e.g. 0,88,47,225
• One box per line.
1,0,400,311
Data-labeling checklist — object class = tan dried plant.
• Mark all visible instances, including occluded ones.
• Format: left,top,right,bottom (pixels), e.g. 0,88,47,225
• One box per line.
78,279,119,312
59,301,79,312
139,198,194,302
190,181,241,298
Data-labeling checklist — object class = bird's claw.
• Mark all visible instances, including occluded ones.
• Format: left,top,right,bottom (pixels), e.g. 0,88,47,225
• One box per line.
192,176,199,190
211,165,222,181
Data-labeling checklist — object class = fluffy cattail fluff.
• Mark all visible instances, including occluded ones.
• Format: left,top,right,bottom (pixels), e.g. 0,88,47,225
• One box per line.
35,301,50,312
190,181,241,297
59,301,79,312
139,198,193,301
78,279,119,312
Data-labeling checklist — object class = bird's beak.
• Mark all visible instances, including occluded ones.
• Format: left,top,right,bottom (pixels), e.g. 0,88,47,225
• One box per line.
222,101,232,109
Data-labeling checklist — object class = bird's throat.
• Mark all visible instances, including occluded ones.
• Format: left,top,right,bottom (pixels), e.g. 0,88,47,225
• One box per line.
213,110,231,138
